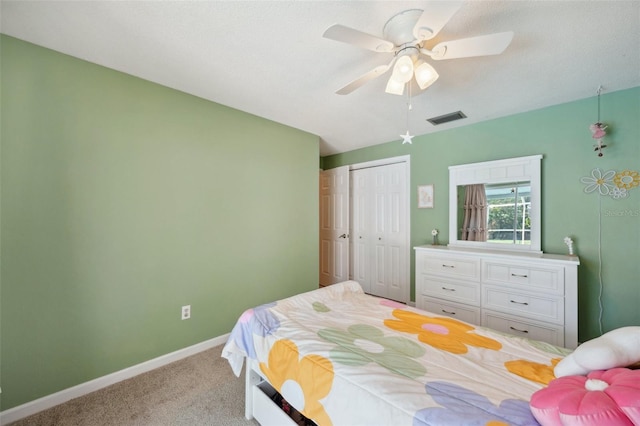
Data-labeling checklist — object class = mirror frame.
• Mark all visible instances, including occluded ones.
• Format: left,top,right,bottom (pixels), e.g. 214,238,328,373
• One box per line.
448,155,543,253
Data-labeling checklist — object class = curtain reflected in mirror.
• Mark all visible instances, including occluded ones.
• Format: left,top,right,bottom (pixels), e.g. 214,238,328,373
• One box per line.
461,184,487,241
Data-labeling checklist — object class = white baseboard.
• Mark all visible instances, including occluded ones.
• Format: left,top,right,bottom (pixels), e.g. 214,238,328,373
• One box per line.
0,334,230,425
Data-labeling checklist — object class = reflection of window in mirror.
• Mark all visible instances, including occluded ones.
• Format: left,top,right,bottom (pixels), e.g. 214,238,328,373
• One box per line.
485,182,531,245
458,182,532,245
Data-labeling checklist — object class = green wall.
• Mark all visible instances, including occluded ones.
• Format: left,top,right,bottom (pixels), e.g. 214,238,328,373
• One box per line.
0,35,319,410
323,86,640,344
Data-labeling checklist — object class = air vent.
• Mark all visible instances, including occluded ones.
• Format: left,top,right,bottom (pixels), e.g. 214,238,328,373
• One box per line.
427,111,467,126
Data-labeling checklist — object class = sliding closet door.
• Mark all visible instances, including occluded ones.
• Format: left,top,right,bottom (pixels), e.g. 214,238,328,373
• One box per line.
352,162,409,302
319,166,350,287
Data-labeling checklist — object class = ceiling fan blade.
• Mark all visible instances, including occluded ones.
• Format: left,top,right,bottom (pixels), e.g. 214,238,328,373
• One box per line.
413,1,464,41
336,59,395,95
323,24,395,53
427,31,514,60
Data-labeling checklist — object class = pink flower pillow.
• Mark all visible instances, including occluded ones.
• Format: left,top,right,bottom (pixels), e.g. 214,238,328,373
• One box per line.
530,368,640,426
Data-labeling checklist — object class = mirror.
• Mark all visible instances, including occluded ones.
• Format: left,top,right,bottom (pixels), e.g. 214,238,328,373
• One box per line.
448,155,542,253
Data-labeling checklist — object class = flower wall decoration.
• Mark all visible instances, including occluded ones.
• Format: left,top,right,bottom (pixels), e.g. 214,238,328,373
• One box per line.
581,168,639,200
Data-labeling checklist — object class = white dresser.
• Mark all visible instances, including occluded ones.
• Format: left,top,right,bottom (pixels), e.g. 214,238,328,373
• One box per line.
414,245,580,349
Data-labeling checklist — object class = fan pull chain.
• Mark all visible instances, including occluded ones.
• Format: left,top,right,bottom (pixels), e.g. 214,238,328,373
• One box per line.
400,82,414,144
406,83,412,128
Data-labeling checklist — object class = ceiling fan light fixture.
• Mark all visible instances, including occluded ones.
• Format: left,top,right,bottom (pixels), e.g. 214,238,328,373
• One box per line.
324,5,515,96
414,60,439,90
385,76,405,95
392,55,414,83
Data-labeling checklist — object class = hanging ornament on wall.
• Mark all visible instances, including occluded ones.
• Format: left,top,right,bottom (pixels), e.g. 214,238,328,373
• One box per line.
590,86,608,157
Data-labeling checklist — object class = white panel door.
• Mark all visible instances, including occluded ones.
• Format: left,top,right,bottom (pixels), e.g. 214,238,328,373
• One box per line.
384,163,409,302
352,162,409,302
351,169,371,292
371,167,388,298
319,166,350,287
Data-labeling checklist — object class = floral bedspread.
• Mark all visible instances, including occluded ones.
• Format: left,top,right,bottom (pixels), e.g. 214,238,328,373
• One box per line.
222,281,569,426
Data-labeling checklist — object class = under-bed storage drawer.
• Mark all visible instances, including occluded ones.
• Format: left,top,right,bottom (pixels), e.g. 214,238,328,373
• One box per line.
252,381,297,426
482,309,564,347
421,297,481,325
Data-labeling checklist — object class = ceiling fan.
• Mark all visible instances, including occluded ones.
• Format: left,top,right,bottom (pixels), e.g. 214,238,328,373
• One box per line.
323,1,514,95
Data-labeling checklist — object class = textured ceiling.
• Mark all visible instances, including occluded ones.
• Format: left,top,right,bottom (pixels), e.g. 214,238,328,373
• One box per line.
2,1,639,156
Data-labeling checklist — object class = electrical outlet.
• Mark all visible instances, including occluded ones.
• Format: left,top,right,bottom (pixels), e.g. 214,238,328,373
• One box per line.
181,305,191,320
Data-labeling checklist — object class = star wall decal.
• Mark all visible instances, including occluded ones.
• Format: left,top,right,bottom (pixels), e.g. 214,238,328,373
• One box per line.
401,130,414,144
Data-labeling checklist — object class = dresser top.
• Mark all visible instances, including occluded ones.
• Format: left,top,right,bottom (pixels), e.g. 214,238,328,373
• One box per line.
414,244,580,265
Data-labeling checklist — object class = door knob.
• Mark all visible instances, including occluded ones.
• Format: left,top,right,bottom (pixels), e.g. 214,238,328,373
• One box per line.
339,234,347,238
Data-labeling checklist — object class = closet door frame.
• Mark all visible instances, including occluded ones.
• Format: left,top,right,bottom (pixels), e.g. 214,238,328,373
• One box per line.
350,155,411,303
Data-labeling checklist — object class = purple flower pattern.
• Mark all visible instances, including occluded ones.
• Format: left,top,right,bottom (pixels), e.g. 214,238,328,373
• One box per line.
230,302,279,359
414,381,540,426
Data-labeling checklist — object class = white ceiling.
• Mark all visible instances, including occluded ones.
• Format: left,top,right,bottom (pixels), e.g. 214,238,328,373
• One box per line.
2,1,639,156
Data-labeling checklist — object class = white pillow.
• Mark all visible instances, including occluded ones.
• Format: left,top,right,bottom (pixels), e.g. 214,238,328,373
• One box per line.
554,326,640,377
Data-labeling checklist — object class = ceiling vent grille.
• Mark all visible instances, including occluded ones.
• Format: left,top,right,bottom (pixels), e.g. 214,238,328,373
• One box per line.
427,111,467,125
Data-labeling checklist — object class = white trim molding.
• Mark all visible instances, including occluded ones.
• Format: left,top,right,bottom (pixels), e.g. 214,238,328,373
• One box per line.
0,334,230,425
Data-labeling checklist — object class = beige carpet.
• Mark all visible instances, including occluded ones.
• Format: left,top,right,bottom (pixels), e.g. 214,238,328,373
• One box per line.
8,345,258,426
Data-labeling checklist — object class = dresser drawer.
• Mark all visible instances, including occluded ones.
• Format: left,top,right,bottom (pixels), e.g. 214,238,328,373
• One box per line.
420,297,481,325
483,261,564,295
482,285,564,324
418,276,480,306
417,253,481,281
482,310,564,347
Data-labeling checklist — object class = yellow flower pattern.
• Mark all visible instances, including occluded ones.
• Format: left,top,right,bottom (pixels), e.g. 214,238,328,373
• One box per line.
384,309,501,354
260,339,334,426
504,358,561,385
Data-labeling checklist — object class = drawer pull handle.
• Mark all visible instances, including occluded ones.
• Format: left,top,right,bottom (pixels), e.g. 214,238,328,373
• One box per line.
511,273,528,278
442,310,456,315
442,264,455,268
441,287,456,292
510,300,529,306
509,326,529,334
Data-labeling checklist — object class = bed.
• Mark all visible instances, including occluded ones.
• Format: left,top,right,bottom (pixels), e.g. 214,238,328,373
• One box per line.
221,281,572,426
